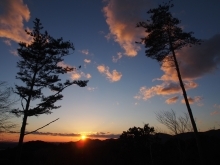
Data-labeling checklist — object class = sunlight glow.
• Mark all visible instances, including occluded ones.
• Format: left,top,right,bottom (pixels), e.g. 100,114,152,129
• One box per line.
81,135,86,140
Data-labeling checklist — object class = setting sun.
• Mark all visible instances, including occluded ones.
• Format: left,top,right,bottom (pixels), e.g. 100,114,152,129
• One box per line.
81,135,86,140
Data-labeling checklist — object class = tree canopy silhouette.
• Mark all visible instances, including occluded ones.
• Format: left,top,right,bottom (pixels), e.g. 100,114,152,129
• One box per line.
119,124,157,164
12,18,88,147
120,124,156,147
136,1,203,163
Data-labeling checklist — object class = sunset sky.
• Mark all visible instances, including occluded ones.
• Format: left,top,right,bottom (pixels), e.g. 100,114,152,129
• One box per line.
0,0,220,142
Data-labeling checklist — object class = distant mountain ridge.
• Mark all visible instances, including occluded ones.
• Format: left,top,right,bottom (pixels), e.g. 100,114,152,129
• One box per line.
1,129,219,149
157,129,220,142
0,129,219,164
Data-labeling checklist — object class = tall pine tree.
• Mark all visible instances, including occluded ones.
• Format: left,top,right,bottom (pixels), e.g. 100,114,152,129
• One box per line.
136,1,203,163
12,18,88,147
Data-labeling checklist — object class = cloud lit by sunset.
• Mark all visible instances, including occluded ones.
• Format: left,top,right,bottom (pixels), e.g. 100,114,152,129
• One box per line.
97,64,122,82
0,0,31,43
103,0,150,56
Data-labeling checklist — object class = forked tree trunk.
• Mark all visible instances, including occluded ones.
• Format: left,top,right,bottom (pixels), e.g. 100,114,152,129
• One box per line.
17,76,35,162
170,45,204,164
18,72,37,147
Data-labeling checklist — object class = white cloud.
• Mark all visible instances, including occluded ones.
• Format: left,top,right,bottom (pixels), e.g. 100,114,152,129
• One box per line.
0,0,31,43
84,59,91,63
3,39,11,46
165,96,179,104
105,32,114,40
97,64,122,82
99,31,105,35
79,49,89,55
214,104,220,109
112,52,123,63
181,96,203,105
71,72,81,80
58,61,91,80
85,73,91,79
87,87,97,91
135,82,197,101
103,0,151,56
210,110,220,116
9,50,18,56
57,61,72,69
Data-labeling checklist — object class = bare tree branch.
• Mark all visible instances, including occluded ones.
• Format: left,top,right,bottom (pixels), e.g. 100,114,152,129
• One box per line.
0,81,17,133
24,118,59,135
156,109,193,135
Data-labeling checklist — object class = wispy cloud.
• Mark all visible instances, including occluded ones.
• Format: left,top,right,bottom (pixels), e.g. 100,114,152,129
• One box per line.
105,32,114,41
71,72,91,80
85,73,91,79
97,64,122,82
134,82,197,101
112,52,123,63
9,131,120,139
58,61,91,80
210,111,220,116
8,131,80,137
0,0,31,43
211,104,220,116
99,31,105,35
214,104,220,109
135,34,220,104
79,49,90,55
165,96,179,104
3,39,11,46
87,87,97,91
87,132,120,139
71,72,81,80
103,0,151,56
84,59,91,63
181,96,203,105
9,50,18,56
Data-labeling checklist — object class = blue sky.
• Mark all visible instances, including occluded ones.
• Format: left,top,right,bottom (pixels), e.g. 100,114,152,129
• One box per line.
0,0,220,141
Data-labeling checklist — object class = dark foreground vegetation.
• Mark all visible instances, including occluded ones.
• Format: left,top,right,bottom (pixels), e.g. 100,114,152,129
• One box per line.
0,129,219,165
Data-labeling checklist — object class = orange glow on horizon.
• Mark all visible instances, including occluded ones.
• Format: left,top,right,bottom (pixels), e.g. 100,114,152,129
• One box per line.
1,133,110,143
1,133,80,142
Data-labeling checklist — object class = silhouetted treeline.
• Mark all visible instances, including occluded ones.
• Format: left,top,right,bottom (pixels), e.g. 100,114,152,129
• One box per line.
0,129,219,165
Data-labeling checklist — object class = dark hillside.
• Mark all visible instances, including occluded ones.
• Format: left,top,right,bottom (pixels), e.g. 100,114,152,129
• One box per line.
0,130,219,165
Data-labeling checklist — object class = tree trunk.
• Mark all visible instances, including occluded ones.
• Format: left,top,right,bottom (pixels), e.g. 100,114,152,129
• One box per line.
18,71,37,147
16,113,28,163
18,114,28,147
170,47,204,164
